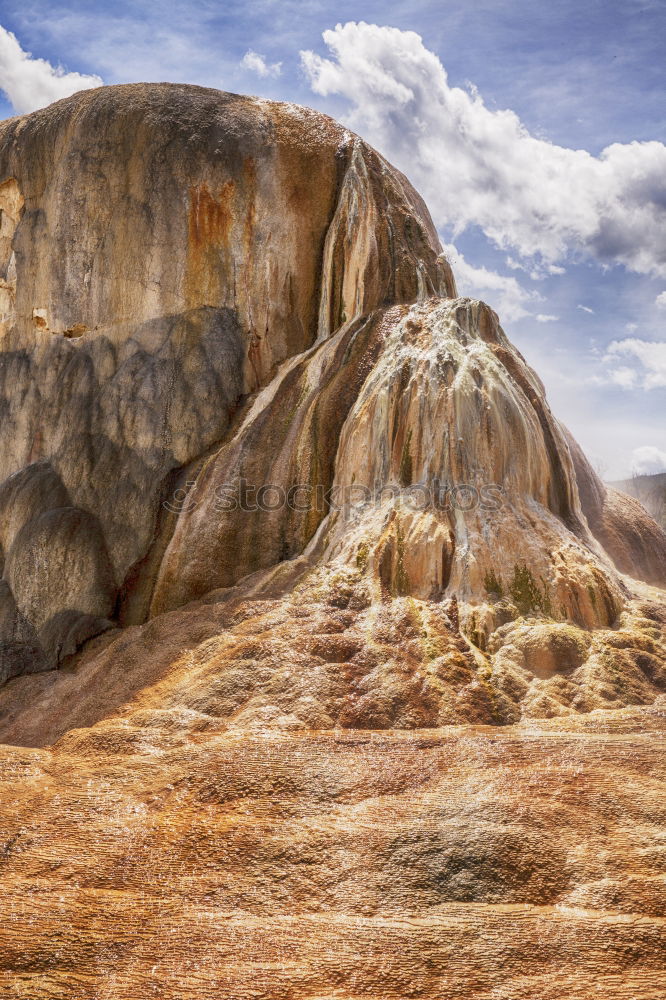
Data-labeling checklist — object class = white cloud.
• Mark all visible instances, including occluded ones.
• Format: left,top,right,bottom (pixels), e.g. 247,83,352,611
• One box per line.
548,264,566,275
0,24,101,113
606,366,639,389
241,50,282,79
536,313,559,323
631,445,666,476
603,338,666,390
656,291,666,310
442,244,537,323
577,304,595,314
626,322,638,332
301,22,666,277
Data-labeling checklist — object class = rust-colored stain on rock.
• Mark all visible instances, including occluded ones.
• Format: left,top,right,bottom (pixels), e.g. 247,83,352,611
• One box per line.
241,156,257,250
185,179,235,307
188,180,235,252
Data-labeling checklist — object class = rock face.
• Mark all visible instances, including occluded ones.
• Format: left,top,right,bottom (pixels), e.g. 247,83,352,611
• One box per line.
0,83,453,678
2,707,666,1000
609,472,666,532
0,84,665,998
567,434,666,587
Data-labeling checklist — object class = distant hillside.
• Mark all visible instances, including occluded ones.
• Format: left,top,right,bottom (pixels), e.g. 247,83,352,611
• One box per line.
608,472,666,530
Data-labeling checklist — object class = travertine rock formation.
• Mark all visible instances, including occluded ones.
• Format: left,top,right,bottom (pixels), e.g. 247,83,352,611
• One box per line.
0,83,453,678
609,472,666,532
2,705,666,999
0,84,664,998
567,434,666,587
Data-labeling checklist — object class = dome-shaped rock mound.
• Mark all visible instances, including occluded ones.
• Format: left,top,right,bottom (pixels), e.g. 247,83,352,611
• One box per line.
0,82,454,677
0,85,665,999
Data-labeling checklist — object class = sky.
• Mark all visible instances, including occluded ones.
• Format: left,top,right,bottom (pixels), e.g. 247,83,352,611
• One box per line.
0,0,664,479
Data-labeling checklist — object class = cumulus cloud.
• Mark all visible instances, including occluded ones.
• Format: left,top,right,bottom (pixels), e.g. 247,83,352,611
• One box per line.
301,22,666,277
442,244,537,323
536,313,559,323
0,24,101,113
656,291,666,310
631,445,666,476
603,338,666,390
241,50,282,78
602,366,641,389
